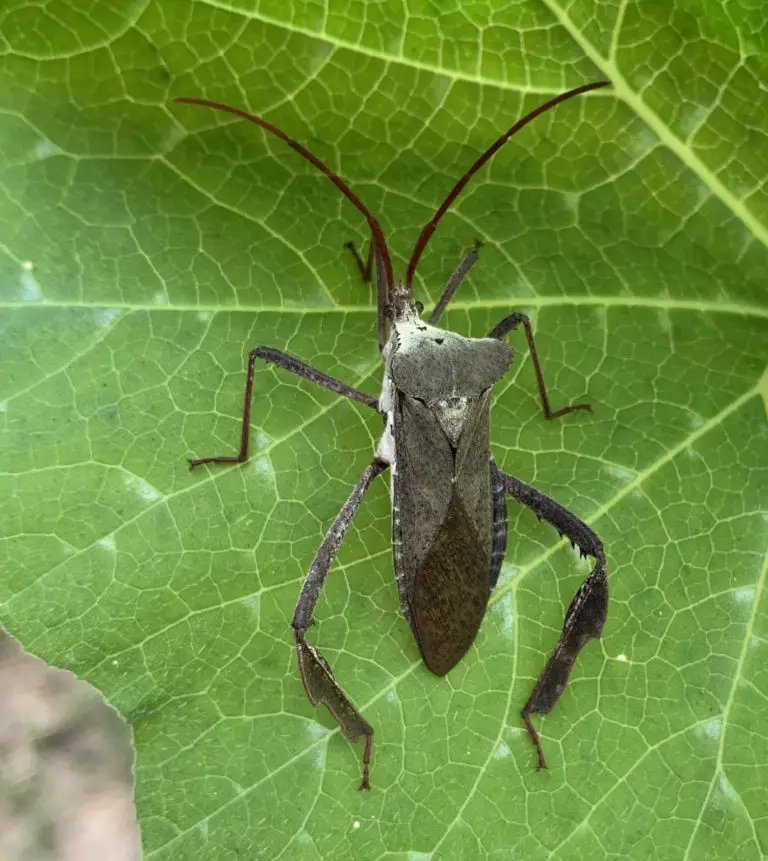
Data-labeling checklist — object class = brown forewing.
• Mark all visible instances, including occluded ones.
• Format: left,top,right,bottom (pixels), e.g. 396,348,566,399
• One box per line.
393,391,494,675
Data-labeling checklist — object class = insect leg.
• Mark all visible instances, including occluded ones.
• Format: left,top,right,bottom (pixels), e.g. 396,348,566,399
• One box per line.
488,313,591,420
498,470,608,769
188,347,379,469
345,238,375,283
345,237,389,352
293,457,389,789
428,240,483,325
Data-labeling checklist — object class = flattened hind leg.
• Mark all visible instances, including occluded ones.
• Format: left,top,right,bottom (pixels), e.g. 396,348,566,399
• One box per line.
294,635,374,789
292,458,388,789
499,471,608,769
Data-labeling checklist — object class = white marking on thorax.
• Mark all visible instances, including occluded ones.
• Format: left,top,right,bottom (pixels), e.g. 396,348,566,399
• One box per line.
393,318,443,348
375,374,396,503
376,413,396,468
378,416,396,506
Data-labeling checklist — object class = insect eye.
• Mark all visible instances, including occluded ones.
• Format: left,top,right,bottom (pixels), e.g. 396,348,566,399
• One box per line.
414,301,424,314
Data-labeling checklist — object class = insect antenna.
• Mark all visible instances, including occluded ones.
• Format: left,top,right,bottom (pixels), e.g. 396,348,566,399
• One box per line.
173,97,394,289
404,80,610,290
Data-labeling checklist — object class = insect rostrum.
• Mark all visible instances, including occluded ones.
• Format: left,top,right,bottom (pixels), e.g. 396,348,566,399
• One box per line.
174,81,611,790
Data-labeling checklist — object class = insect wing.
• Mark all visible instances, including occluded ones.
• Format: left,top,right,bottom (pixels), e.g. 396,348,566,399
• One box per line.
393,389,495,675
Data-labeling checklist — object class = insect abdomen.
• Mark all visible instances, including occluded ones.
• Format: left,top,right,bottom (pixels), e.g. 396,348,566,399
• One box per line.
488,460,509,592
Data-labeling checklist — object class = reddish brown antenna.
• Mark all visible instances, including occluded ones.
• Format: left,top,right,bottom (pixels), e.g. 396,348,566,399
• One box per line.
173,97,395,289
404,81,610,289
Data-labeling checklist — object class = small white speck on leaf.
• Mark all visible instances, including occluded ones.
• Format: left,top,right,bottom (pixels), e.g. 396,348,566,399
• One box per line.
241,594,260,618
305,722,327,769
112,659,119,667
496,564,519,588
494,741,510,759
604,464,636,483
679,105,708,138
656,309,673,334
32,139,60,159
251,455,274,478
698,717,722,741
98,535,117,552
508,274,531,297
629,126,658,156
22,260,34,271
254,430,272,451
305,722,328,742
694,182,712,205
95,308,121,328
123,475,161,502
490,591,514,639
616,653,628,662
351,360,374,375
429,75,450,105
563,192,580,213
160,123,187,151
352,820,361,830
309,40,333,72
196,311,211,323
712,772,739,809
734,587,755,604
20,271,42,301
152,292,167,305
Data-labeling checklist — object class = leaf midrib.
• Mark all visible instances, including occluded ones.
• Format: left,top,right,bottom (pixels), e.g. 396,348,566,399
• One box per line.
2,297,767,317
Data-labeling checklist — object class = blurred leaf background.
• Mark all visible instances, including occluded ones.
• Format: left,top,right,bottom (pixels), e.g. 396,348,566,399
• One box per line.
1,1,766,859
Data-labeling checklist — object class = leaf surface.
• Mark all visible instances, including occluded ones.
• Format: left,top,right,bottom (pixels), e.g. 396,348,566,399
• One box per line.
1,2,767,859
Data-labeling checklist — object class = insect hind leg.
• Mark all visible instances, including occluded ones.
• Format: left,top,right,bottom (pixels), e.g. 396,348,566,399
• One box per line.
499,470,608,769
292,457,388,789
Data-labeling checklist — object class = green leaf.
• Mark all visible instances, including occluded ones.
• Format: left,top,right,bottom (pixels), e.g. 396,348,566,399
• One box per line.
1,2,767,859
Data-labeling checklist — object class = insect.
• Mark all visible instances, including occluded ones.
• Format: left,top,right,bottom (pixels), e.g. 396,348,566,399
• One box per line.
174,81,611,789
